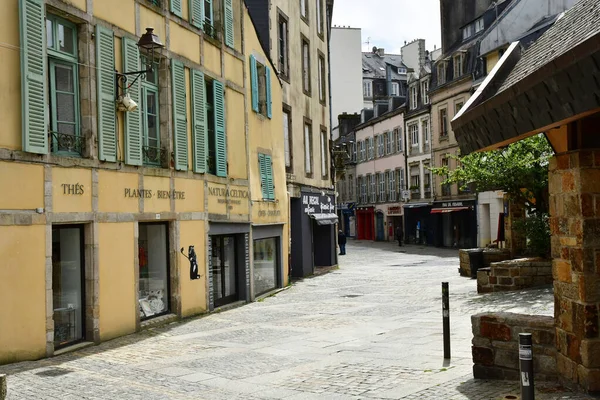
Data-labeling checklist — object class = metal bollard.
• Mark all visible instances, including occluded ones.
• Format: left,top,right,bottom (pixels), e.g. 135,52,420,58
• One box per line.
0,373,6,400
519,333,535,400
442,282,451,359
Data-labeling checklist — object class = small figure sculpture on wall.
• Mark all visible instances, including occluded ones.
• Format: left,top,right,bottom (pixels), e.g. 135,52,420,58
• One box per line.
181,246,201,280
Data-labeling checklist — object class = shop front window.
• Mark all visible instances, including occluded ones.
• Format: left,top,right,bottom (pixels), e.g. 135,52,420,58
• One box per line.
138,223,170,320
212,235,238,307
253,238,279,296
52,225,85,348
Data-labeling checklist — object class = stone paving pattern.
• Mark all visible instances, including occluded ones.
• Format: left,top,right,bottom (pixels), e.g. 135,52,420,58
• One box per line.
1,241,595,399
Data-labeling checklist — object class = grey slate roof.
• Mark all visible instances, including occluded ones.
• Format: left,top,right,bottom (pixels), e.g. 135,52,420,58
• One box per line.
362,52,408,80
498,0,598,93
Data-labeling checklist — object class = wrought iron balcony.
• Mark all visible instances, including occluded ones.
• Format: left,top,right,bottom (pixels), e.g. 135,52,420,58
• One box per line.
204,22,219,40
147,0,161,6
142,145,167,166
50,131,83,156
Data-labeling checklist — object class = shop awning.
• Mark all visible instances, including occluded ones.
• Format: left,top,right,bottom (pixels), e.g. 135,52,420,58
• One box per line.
431,206,470,214
310,213,339,225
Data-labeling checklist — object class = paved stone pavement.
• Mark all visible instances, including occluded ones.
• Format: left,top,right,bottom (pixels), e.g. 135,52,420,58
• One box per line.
1,240,595,399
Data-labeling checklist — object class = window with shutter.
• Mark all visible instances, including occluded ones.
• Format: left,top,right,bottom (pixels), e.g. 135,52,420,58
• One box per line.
250,55,259,112
171,60,188,170
170,0,183,17
224,0,234,48
258,153,274,200
213,80,227,177
191,69,207,173
189,0,204,29
20,0,47,154
96,25,117,162
141,56,161,166
123,37,142,166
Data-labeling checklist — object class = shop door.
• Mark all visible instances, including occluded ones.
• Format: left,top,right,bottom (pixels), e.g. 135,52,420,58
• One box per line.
375,213,384,241
138,223,170,320
212,236,238,307
52,225,85,349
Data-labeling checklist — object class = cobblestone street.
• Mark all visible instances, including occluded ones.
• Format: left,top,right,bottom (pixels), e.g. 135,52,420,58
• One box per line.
1,241,594,399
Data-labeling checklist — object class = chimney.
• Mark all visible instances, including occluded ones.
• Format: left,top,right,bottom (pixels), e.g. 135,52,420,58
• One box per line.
377,48,385,57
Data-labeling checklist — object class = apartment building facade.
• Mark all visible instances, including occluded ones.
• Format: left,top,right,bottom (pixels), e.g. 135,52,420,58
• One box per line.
1,0,287,364
246,0,336,278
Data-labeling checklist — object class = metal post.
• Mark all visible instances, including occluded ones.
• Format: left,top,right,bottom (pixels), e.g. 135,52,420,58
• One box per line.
442,282,451,359
519,333,535,400
0,373,6,400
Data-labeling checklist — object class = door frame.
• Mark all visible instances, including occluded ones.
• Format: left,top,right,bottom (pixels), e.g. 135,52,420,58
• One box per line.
51,224,86,350
211,234,239,308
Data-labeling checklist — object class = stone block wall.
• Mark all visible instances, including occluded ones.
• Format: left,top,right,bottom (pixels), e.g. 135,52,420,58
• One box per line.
477,258,553,293
459,248,512,277
472,312,557,381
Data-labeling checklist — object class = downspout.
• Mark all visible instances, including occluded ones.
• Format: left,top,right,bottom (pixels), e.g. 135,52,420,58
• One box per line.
326,0,338,266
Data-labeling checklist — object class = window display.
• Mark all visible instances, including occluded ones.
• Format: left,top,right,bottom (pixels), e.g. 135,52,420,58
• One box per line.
52,225,84,348
253,238,278,295
139,223,169,319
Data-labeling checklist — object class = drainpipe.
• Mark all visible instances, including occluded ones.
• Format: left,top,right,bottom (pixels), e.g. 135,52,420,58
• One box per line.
287,190,292,283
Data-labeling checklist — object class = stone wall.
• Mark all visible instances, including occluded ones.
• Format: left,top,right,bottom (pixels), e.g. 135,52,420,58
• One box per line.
472,312,556,381
459,248,512,277
477,258,553,293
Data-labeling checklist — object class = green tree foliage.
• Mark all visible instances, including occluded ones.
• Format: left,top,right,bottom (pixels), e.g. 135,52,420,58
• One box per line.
430,135,554,256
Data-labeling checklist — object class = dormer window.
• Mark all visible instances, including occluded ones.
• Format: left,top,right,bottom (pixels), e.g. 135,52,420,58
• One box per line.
462,24,474,40
454,54,464,78
437,62,446,85
475,18,484,33
398,67,407,74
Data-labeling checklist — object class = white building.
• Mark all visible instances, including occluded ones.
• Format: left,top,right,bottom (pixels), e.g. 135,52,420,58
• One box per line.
330,26,364,137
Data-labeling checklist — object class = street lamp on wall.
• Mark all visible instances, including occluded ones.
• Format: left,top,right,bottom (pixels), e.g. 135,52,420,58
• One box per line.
115,28,164,110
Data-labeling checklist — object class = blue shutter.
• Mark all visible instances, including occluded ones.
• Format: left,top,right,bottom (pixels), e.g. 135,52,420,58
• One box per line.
265,66,272,119
191,69,207,173
96,25,117,162
213,80,227,177
249,55,258,112
189,0,204,29
224,0,234,48
258,153,268,199
265,155,274,199
171,60,188,171
19,0,47,154
122,37,142,166
170,0,183,17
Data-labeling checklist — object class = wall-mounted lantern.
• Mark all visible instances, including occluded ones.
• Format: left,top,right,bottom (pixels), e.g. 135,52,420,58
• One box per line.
115,27,164,111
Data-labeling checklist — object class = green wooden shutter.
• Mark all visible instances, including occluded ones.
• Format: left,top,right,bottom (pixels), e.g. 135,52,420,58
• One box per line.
224,0,234,48
122,37,142,166
265,154,274,199
258,153,267,199
170,0,183,17
96,25,117,162
213,80,227,177
249,55,258,113
19,0,47,154
191,69,207,173
171,60,188,171
265,66,272,119
189,0,204,29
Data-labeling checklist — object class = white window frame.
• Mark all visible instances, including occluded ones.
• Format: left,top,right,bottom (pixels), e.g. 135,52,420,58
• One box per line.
439,108,448,137
370,174,376,203
320,130,328,178
304,123,312,174
398,167,405,194
410,124,419,147
421,80,429,105
391,82,399,96
438,63,446,85
386,131,393,154
283,109,291,167
410,85,418,109
368,137,374,160
395,128,403,152
422,119,429,144
389,170,396,202
454,54,464,78
363,80,372,97
475,18,484,33
379,172,386,203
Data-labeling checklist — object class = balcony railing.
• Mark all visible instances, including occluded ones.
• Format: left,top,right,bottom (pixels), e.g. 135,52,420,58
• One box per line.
142,145,167,167
204,21,220,40
146,0,161,6
442,184,451,197
411,188,421,200
50,131,83,156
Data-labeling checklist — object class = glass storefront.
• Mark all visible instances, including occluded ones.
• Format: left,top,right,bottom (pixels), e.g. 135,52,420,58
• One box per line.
52,225,84,348
138,223,169,320
211,235,238,307
253,238,278,295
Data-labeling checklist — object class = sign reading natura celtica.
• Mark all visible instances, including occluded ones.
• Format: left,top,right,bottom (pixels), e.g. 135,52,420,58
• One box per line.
207,186,248,205
124,188,185,199
61,183,84,195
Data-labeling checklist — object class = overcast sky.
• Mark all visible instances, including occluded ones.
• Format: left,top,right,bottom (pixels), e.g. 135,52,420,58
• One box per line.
331,0,442,54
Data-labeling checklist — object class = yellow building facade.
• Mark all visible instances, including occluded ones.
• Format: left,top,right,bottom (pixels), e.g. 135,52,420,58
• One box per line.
0,0,287,364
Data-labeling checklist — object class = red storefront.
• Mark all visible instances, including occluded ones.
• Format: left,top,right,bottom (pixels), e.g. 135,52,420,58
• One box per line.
356,207,375,240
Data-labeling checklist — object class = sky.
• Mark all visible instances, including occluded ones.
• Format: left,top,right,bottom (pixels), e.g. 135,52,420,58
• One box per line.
331,0,442,54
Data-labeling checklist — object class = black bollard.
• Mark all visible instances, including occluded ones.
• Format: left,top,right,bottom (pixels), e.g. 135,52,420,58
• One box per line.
519,333,535,400
442,282,450,359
